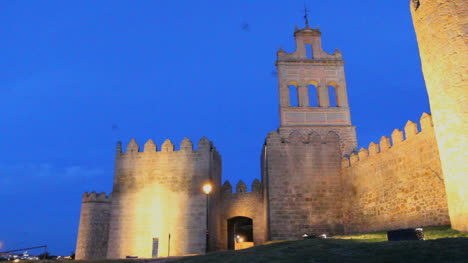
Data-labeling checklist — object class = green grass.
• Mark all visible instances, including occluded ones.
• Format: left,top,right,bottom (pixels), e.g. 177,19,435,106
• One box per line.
170,226,468,263
332,225,468,242
172,238,468,263
34,226,468,263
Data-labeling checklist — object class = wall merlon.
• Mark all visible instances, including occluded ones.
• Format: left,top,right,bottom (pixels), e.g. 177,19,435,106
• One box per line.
266,131,282,145
380,136,391,152
419,112,433,131
126,138,139,153
221,179,262,195
144,139,157,152
404,120,419,139
198,136,212,151
252,179,262,193
358,148,368,160
344,114,439,168
161,139,174,152
180,137,194,151
350,153,359,165
82,191,112,203
368,142,379,156
118,137,217,156
222,180,232,194
391,129,404,145
236,180,247,193
116,141,122,155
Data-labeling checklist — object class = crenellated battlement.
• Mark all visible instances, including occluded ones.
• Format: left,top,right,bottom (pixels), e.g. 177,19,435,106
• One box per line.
342,112,434,168
82,191,112,203
221,179,262,195
116,136,219,156
112,136,221,194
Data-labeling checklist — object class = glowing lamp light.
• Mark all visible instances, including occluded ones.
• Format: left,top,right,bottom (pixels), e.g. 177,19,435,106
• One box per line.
238,237,244,243
203,183,212,194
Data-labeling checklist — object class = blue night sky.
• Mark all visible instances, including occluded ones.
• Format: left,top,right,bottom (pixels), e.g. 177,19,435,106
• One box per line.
0,0,428,255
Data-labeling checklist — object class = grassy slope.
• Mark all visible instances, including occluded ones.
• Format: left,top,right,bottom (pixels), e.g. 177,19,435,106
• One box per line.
333,225,468,242
34,226,468,263
172,238,468,263
170,226,468,263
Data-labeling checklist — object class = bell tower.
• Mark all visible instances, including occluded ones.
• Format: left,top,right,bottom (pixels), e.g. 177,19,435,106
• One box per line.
261,21,358,241
276,23,357,154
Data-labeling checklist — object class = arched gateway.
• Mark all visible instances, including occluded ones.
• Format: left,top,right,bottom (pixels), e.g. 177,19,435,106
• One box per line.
227,216,253,250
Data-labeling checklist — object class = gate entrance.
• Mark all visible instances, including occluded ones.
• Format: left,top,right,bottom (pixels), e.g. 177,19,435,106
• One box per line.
227,216,253,250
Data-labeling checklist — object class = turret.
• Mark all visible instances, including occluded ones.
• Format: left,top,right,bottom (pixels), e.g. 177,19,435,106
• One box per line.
75,192,112,260
108,136,222,258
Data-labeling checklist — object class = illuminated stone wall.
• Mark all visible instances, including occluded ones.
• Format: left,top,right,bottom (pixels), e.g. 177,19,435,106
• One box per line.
219,180,266,249
263,130,345,239
341,113,450,233
410,0,468,231
106,137,221,259
75,192,111,260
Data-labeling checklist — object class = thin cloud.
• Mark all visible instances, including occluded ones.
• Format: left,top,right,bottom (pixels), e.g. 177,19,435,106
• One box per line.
0,163,106,182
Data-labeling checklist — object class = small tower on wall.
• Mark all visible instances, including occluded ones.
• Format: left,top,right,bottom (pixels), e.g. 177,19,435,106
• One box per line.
276,23,357,154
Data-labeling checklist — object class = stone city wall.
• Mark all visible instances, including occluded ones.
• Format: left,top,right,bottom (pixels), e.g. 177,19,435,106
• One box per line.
341,113,450,233
75,192,111,260
106,137,221,259
219,179,266,250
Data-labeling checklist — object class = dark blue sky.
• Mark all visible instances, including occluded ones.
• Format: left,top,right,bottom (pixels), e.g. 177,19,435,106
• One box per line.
0,0,428,255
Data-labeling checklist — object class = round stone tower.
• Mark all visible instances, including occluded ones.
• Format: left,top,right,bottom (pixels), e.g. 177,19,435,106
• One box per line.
410,0,468,231
75,192,111,260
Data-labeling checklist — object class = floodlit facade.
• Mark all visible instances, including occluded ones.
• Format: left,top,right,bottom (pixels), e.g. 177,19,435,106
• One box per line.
76,2,466,258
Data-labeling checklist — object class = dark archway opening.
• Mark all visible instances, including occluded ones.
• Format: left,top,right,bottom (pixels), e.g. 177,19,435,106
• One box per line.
227,216,253,250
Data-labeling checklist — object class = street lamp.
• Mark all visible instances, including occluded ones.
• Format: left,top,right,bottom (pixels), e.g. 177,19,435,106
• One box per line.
203,184,212,195
203,183,212,254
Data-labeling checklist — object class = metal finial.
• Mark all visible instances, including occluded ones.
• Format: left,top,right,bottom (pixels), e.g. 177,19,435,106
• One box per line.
304,3,310,28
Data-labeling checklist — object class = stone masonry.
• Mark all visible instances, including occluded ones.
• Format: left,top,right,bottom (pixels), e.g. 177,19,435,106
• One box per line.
75,192,111,259
341,113,450,233
106,138,221,259
411,0,468,231
75,9,464,258
219,180,266,250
